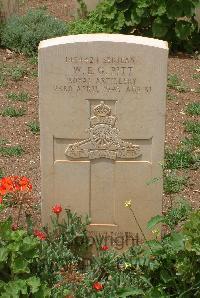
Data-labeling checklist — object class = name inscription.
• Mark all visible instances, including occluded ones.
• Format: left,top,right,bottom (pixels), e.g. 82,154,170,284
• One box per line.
54,56,152,95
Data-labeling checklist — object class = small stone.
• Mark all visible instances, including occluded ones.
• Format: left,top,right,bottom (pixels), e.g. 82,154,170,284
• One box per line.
6,49,13,54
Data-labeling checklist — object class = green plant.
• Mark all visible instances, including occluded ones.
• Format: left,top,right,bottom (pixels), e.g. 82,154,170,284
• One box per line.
1,9,68,56
6,91,30,102
184,120,200,134
0,168,4,178
167,92,177,100
68,0,200,52
35,208,91,288
27,121,40,134
0,73,6,87
0,222,50,297
165,147,197,169
0,63,27,84
0,176,51,297
29,69,38,77
167,74,189,92
10,65,26,81
182,134,200,148
195,86,200,93
0,145,24,157
164,171,188,194
28,56,38,65
192,73,200,79
1,107,26,117
185,102,200,115
0,63,7,87
0,139,7,145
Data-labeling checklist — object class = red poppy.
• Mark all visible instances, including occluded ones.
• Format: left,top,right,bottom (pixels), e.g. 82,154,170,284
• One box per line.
52,204,62,214
101,245,109,251
92,282,103,291
34,230,46,240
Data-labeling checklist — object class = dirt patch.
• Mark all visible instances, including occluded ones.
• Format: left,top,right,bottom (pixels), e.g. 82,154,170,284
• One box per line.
18,0,76,21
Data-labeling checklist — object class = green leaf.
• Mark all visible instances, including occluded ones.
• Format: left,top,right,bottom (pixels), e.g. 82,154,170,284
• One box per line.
183,0,195,16
7,242,21,252
167,0,183,18
170,232,185,250
147,215,164,230
175,20,194,40
0,247,8,263
34,284,51,297
137,0,149,9
114,11,125,30
146,239,162,250
2,279,27,296
130,9,142,25
160,270,172,283
27,276,41,294
11,257,30,274
152,18,168,37
0,217,12,239
136,7,145,17
10,230,26,241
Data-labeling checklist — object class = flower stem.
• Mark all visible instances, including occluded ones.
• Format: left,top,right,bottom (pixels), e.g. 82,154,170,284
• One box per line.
129,207,153,253
16,201,23,227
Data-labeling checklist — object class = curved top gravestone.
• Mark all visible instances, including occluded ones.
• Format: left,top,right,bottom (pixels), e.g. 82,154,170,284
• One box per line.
39,34,168,250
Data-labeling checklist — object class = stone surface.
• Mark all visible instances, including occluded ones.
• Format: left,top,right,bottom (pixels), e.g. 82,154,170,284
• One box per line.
39,34,168,250
0,0,19,21
195,7,200,27
84,0,99,11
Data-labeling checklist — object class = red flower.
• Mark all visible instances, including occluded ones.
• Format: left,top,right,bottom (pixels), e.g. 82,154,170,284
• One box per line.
34,230,46,240
19,176,32,191
101,245,109,251
92,282,103,291
0,196,3,204
0,176,32,195
52,204,62,214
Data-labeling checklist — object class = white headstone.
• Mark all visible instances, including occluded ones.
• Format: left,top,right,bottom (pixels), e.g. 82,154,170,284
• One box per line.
39,34,168,250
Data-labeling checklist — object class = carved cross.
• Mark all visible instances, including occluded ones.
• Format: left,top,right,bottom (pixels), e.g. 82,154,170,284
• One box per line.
64,101,143,226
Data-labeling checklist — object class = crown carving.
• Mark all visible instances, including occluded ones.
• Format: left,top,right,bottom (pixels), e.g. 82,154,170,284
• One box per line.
90,101,116,127
93,101,111,117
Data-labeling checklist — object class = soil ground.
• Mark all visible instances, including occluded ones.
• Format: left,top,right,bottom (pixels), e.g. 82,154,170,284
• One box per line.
0,0,199,225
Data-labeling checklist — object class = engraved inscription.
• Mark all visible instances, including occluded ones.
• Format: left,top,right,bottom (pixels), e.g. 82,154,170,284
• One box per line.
65,101,142,160
54,56,152,95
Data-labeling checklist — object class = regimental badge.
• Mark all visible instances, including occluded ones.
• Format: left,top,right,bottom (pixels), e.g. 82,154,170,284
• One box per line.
65,101,142,160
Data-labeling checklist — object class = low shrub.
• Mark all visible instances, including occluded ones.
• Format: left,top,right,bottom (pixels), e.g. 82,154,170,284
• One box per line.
1,8,68,56
70,0,200,52
0,176,50,297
